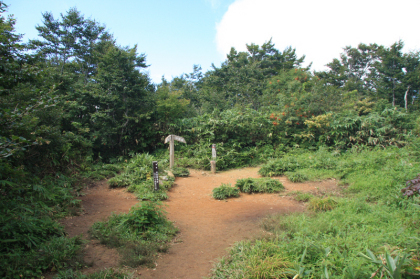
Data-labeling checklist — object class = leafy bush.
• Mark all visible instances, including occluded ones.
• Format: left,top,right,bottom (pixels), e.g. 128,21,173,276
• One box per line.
89,202,177,267
236,178,285,193
212,183,240,200
171,167,190,177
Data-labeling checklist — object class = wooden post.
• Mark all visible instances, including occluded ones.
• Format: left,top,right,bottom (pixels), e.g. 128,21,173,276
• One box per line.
153,161,159,191
169,137,175,169
210,160,216,174
164,135,186,169
211,144,216,173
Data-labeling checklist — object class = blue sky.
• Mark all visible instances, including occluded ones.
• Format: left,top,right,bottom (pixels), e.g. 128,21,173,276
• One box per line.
6,0,420,84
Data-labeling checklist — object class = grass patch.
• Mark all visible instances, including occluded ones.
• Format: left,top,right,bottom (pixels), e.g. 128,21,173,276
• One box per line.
89,202,177,268
287,191,313,202
171,167,190,177
54,268,132,278
236,177,285,193
212,183,240,200
211,146,420,278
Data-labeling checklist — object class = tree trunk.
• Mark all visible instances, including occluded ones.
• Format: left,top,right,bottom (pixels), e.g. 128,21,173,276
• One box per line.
404,85,411,111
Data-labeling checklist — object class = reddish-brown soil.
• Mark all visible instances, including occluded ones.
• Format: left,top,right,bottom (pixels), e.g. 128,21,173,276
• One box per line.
59,168,338,279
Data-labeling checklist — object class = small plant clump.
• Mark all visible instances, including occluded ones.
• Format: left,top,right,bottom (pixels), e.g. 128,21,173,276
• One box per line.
212,183,240,200
171,167,190,177
288,191,313,202
308,197,338,212
89,202,178,267
236,178,285,193
286,171,309,183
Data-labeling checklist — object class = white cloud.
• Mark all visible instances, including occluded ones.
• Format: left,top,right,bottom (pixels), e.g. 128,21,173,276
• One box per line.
216,0,420,71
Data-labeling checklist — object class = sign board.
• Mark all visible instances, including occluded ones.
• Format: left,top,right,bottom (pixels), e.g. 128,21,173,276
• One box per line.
165,135,186,144
212,144,216,159
164,134,187,168
153,161,159,191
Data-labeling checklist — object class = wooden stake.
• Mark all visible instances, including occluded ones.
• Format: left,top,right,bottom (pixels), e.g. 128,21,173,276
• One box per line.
211,160,216,174
169,137,174,169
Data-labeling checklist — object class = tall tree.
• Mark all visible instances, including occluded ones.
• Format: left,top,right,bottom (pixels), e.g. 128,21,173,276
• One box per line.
199,39,305,111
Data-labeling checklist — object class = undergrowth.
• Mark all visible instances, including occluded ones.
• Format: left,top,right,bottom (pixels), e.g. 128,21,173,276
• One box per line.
108,153,175,201
89,202,178,268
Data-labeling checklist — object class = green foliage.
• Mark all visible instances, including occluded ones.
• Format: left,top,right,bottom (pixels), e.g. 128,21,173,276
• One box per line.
171,167,190,177
212,183,240,200
359,249,411,279
1,236,84,278
89,202,177,267
236,177,285,193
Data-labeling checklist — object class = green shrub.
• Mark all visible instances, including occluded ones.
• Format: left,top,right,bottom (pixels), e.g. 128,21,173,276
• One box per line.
236,178,285,193
171,167,190,177
212,183,240,200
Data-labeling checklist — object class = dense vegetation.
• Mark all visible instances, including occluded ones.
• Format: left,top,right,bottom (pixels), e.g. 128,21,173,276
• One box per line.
1,1,420,277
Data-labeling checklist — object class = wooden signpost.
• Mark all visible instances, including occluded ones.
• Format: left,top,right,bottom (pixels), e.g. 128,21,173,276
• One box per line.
211,144,216,173
164,135,186,169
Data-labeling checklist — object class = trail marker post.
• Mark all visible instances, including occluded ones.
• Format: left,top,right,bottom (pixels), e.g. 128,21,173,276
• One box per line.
164,135,186,169
211,144,216,174
153,161,159,191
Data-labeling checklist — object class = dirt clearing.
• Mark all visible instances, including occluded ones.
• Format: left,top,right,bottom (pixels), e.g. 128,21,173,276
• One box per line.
60,168,338,278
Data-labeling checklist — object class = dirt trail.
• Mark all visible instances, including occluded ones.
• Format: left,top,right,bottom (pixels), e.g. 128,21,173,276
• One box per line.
60,168,338,278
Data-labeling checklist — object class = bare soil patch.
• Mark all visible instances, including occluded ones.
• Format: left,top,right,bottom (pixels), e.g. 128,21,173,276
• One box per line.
59,168,338,278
